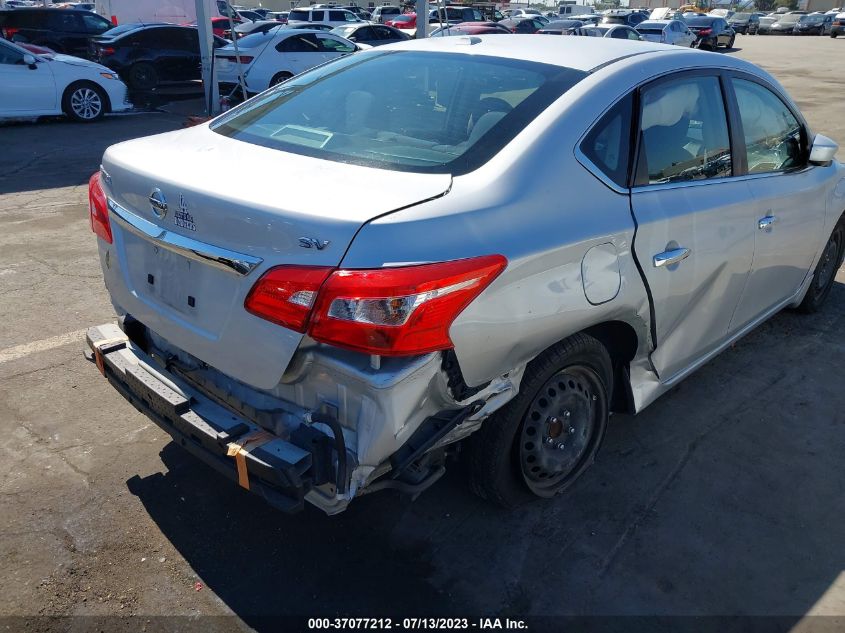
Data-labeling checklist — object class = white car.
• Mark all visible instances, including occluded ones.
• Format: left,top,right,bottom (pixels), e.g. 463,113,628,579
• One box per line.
286,7,366,28
0,39,131,122
215,28,360,96
636,19,696,46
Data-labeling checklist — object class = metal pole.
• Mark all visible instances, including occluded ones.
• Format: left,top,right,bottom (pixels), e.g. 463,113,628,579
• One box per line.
195,0,219,115
415,0,427,37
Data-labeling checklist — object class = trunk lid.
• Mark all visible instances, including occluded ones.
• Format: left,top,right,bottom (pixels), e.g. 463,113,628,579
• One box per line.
100,125,451,390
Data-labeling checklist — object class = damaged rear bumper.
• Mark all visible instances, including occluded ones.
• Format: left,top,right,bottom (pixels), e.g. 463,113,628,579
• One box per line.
86,322,331,514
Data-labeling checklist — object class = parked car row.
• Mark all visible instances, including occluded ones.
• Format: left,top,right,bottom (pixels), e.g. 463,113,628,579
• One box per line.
0,36,130,121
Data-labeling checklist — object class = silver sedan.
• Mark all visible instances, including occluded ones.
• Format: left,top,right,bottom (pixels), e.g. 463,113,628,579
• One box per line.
87,36,844,514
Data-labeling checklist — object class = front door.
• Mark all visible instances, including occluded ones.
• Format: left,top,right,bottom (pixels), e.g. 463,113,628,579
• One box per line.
728,76,829,331
630,72,755,380
0,41,55,115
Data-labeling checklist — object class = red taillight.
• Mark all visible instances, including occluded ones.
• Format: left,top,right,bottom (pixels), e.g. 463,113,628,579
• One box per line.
218,55,253,63
309,255,507,356
245,266,334,332
2,27,19,39
245,256,507,355
88,172,112,244
698,28,712,35
98,46,115,56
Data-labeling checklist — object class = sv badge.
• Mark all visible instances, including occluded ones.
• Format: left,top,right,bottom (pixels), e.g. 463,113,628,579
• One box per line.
299,237,330,250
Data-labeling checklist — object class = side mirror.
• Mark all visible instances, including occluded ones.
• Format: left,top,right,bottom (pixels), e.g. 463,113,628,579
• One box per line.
809,133,839,166
23,53,37,69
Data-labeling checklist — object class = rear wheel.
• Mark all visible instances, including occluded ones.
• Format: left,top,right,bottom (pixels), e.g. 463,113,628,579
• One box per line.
467,333,612,508
270,71,293,87
128,62,158,91
797,217,845,313
61,81,106,122
726,35,735,48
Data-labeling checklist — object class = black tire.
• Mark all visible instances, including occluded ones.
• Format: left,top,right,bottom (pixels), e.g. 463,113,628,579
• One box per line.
797,217,845,313
61,81,107,122
832,32,838,38
726,35,735,49
270,71,293,87
467,333,612,508
128,62,158,91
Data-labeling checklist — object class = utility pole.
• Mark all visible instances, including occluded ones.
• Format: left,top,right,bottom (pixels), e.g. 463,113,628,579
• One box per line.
415,0,427,37
194,0,220,115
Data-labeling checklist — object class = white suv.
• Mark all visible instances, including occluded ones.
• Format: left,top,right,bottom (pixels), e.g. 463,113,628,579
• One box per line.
287,7,365,27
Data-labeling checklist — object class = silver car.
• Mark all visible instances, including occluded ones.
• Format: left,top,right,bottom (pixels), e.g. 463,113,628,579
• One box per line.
636,19,696,46
86,36,845,515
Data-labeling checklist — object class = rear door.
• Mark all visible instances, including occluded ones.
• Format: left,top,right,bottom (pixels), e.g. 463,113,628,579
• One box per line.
630,71,755,380
727,75,828,331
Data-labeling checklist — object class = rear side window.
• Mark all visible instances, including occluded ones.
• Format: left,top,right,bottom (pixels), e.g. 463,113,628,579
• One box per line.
4,11,39,29
288,9,309,20
581,93,633,188
732,78,806,174
636,75,732,185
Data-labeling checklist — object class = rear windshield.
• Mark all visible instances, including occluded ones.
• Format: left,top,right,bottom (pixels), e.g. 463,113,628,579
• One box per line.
390,14,414,22
799,14,823,22
236,29,281,47
212,51,585,174
686,16,717,25
637,21,666,29
732,13,750,19
778,14,801,22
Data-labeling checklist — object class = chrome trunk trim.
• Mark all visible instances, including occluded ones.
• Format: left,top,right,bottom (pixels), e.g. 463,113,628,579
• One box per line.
107,198,263,276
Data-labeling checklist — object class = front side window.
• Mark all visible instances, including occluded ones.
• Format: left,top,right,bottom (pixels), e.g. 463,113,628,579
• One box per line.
581,93,633,188
318,35,355,52
212,51,585,174
277,34,321,53
48,12,81,32
80,13,111,33
732,78,806,174
0,42,24,65
637,75,732,185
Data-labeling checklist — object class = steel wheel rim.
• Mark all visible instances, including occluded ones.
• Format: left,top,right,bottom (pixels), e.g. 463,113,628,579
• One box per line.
816,232,841,291
518,366,605,496
71,87,102,120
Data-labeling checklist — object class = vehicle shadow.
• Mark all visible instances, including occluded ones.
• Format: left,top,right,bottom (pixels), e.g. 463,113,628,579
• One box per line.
127,281,845,631
0,115,187,195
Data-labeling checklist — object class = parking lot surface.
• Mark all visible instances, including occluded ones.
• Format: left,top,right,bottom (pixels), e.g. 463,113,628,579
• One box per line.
1,36,844,631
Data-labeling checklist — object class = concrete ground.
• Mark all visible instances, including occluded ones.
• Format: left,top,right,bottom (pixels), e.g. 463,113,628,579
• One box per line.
1,36,844,632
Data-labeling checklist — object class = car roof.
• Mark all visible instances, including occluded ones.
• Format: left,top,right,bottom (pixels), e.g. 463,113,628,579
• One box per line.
379,33,700,72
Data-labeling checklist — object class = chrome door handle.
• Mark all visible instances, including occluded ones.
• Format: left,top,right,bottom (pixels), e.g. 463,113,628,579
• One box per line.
653,247,691,268
758,215,778,231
